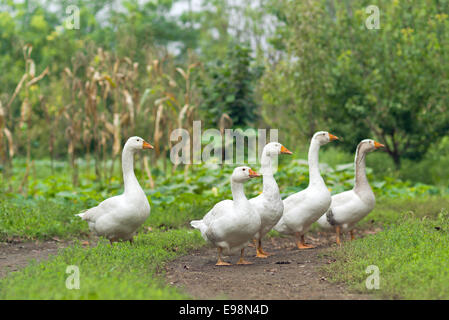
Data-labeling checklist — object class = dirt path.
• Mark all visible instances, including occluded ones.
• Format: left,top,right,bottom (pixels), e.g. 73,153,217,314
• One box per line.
1,233,374,299
165,232,374,300
0,240,68,278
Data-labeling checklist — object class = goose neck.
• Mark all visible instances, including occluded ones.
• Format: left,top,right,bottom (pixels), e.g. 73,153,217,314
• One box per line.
308,140,324,186
354,147,370,193
260,152,280,198
260,151,274,176
231,179,247,204
122,146,140,194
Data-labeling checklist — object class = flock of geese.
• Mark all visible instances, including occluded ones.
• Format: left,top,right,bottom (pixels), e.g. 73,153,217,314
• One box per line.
77,132,385,266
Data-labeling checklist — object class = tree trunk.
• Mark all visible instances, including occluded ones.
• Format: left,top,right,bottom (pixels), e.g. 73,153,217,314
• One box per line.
390,151,401,169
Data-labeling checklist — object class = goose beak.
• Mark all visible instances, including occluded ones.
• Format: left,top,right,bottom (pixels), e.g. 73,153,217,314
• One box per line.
329,133,339,141
142,141,154,149
280,145,293,155
249,169,261,178
374,141,385,149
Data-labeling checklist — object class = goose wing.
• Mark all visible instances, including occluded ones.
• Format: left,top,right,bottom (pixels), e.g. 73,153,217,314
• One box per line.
77,195,123,222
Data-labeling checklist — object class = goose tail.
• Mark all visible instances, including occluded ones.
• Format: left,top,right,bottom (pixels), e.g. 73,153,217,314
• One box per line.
317,210,333,230
76,212,86,219
190,219,204,230
190,220,209,241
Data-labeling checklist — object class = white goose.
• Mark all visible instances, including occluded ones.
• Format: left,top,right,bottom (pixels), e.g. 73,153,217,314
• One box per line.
317,139,385,244
191,166,261,266
250,142,292,258
274,131,338,249
77,136,153,243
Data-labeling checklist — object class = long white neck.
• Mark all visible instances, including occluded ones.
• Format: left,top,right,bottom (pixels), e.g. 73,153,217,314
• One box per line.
231,179,248,206
122,145,140,195
308,139,324,187
260,151,280,199
353,146,371,194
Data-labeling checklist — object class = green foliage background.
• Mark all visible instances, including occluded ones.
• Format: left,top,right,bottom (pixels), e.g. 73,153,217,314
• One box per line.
1,0,449,177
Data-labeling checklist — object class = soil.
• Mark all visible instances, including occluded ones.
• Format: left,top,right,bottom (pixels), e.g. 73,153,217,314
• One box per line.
165,231,374,300
0,240,71,278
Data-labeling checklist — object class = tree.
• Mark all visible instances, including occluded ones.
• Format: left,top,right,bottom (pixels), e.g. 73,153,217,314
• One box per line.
325,0,449,167
262,0,449,167
199,42,261,127
260,0,332,144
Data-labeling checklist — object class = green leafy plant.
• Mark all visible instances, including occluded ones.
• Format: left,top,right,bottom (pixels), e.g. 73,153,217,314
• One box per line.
199,42,261,127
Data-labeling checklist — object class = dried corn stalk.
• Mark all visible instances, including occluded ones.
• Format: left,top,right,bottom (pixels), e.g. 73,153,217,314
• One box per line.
153,102,165,157
19,98,31,129
123,89,135,129
0,102,6,165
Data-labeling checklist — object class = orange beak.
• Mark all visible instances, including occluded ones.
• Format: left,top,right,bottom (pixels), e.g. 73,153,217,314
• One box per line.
280,145,293,155
374,141,385,149
329,133,339,141
248,169,261,178
142,141,154,149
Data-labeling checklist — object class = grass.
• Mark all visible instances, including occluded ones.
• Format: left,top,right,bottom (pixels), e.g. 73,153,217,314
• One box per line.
149,194,216,230
0,197,214,241
323,196,449,299
357,196,449,228
0,196,89,241
0,229,204,299
0,192,215,241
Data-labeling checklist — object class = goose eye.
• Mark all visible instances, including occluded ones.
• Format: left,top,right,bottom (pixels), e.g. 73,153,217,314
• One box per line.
242,168,246,171
136,139,140,142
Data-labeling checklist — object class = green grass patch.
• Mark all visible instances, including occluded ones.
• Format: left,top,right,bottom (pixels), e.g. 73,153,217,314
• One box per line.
148,193,216,230
0,229,204,299
0,197,89,241
323,197,449,299
0,194,215,241
357,196,449,228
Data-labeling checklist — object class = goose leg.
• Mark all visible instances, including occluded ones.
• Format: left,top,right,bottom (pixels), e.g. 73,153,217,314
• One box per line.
299,235,315,249
350,230,355,241
237,248,253,265
248,239,256,248
296,233,314,249
216,247,231,266
256,239,270,258
336,226,341,245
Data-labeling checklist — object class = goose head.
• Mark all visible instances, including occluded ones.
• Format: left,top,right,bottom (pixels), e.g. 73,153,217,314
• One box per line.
312,131,339,146
358,139,385,154
263,142,293,156
232,166,261,183
125,136,154,152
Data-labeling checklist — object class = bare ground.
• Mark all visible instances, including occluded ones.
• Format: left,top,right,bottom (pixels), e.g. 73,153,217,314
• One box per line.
165,231,375,300
0,238,93,278
0,240,66,278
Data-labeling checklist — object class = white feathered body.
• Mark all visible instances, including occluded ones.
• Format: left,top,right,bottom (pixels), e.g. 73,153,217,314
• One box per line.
78,190,150,241
191,199,261,256
250,192,283,240
317,189,375,232
274,184,331,235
